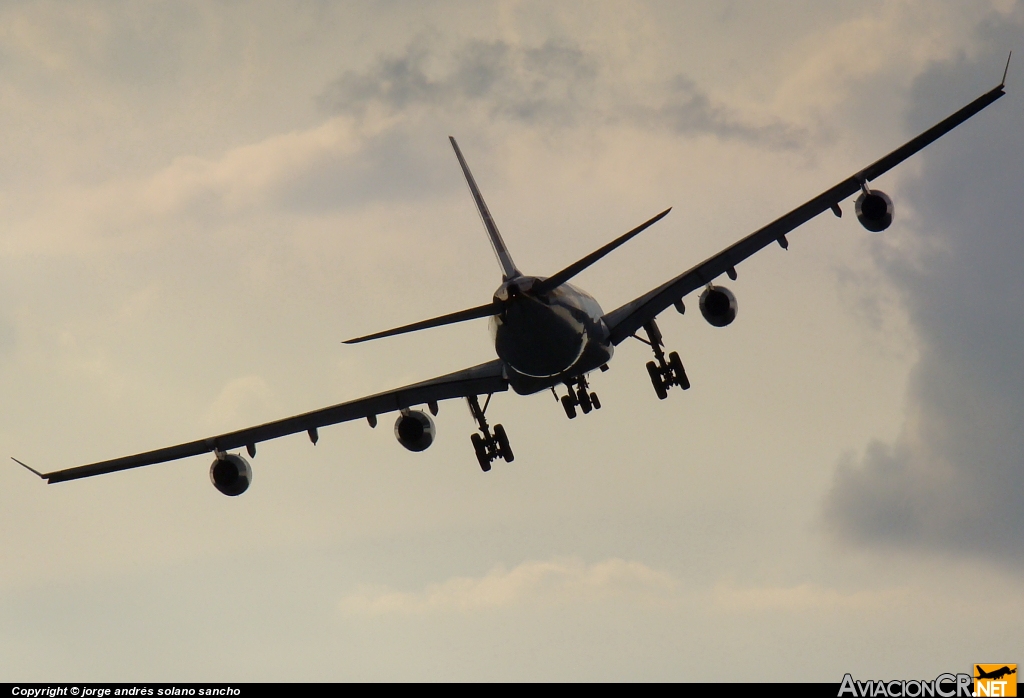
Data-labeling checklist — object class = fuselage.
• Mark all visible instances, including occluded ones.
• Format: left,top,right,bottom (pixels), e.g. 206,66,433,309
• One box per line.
489,275,613,395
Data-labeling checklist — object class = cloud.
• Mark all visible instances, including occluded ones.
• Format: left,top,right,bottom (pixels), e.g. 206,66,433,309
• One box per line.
318,38,598,127
338,558,917,621
337,557,679,615
712,581,910,614
318,38,803,147
8,109,449,257
638,74,804,147
204,375,278,430
135,116,394,217
7,31,819,259
823,16,1024,563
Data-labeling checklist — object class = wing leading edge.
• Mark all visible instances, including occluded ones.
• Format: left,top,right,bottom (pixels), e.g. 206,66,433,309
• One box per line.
31,360,508,484
603,80,1006,344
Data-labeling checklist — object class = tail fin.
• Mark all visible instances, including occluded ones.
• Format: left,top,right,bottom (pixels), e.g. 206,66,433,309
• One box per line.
449,137,521,281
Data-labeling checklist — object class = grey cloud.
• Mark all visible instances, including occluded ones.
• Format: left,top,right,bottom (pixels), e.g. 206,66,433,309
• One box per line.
823,25,1024,563
319,44,444,113
319,38,598,127
645,75,803,147
318,38,800,146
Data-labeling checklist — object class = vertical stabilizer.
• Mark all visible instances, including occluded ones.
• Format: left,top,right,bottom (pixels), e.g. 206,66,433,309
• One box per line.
449,137,521,280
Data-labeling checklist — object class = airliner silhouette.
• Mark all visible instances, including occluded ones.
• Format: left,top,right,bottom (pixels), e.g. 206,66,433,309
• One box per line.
976,666,1016,681
14,59,1010,495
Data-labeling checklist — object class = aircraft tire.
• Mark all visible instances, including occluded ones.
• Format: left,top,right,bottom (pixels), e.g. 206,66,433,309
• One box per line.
647,361,668,400
494,424,514,463
590,392,601,410
471,433,491,472
561,395,578,419
578,388,592,414
669,352,690,390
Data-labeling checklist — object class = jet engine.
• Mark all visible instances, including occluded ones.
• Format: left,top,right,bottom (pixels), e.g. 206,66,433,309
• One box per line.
699,285,738,327
210,453,252,497
855,188,894,232
394,410,435,452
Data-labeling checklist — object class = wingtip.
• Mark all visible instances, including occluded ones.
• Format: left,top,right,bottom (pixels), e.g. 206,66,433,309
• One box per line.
1000,50,1012,88
11,457,46,479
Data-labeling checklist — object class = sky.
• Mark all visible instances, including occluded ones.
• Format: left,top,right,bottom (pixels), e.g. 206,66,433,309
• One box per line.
0,0,1021,682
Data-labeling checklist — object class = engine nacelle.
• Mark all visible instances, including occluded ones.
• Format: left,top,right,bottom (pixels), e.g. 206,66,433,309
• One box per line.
699,285,738,327
855,188,894,232
394,410,435,452
210,453,252,497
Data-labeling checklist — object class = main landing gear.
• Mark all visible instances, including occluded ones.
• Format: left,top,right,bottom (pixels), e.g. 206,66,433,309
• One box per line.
639,319,689,399
555,373,603,419
467,394,513,472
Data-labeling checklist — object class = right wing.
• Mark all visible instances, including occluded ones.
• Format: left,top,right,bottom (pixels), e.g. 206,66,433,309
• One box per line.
27,360,508,484
602,79,1007,345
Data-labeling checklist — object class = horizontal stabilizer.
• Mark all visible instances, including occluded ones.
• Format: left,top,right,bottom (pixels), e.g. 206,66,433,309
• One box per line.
344,300,503,344
533,208,671,295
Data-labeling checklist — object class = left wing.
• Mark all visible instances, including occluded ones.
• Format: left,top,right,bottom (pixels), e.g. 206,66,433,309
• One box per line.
24,360,508,484
603,79,1006,344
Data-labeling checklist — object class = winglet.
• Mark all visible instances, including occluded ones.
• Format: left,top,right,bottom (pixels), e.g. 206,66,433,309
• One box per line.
1000,51,1012,88
12,457,46,479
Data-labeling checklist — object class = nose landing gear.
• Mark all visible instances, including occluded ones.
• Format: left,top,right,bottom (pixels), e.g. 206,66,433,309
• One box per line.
467,394,513,472
639,319,689,399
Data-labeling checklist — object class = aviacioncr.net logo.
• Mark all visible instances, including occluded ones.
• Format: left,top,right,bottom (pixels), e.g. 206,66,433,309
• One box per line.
838,673,973,698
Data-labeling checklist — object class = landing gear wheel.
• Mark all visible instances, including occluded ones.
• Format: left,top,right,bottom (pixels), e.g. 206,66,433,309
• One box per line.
590,392,601,410
493,424,514,463
471,433,491,472
647,361,668,400
669,351,690,390
561,394,578,419
577,387,593,414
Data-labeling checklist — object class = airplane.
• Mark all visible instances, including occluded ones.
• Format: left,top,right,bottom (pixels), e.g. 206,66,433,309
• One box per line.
975,666,1017,681
13,59,1010,495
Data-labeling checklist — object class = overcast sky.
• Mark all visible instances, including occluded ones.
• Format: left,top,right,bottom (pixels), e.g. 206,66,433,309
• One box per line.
0,1,1020,681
